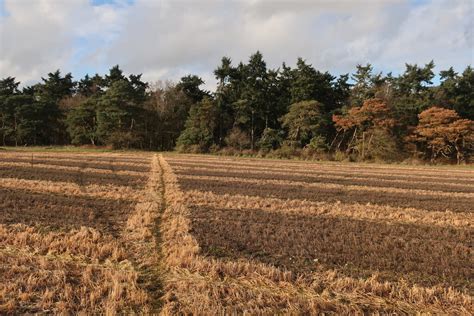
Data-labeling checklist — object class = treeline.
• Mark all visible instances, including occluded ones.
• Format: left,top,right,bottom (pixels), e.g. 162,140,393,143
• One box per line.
1,52,472,163
0,66,195,150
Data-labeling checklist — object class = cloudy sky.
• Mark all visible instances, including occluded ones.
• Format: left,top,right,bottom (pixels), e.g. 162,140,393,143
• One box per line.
0,0,472,90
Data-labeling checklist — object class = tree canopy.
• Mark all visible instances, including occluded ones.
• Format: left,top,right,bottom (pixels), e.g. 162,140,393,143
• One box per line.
1,55,472,163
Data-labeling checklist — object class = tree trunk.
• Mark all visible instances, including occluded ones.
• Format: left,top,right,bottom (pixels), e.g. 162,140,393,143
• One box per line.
431,146,437,163
337,131,346,150
346,127,357,154
329,131,340,151
367,133,374,157
454,141,462,164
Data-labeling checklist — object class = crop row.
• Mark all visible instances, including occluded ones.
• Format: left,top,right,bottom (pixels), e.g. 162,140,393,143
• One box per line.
173,166,474,193
0,188,133,234
166,155,474,178
177,175,473,212
0,247,147,314
189,203,472,290
173,153,474,172
0,161,148,178
0,151,151,163
185,190,473,229
0,156,151,172
168,160,474,184
0,165,147,188
159,155,473,314
0,153,163,314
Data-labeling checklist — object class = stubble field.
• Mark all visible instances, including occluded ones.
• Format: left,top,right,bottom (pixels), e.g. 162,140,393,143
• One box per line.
0,150,472,314
161,154,473,314
0,150,162,314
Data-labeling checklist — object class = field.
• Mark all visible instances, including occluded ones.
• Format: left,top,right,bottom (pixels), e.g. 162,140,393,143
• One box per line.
0,150,473,314
0,150,162,314
160,154,473,314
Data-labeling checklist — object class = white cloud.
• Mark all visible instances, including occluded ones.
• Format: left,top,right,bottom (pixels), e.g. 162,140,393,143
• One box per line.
379,0,474,70
0,0,126,84
0,0,472,89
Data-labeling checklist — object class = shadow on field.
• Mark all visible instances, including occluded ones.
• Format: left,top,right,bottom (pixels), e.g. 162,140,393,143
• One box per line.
189,205,473,292
0,165,147,187
174,169,474,193
0,156,150,172
0,188,133,234
179,178,474,212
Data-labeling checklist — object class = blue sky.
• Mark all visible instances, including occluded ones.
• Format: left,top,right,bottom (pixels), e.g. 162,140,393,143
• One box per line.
0,0,472,90
90,0,134,6
0,0,7,17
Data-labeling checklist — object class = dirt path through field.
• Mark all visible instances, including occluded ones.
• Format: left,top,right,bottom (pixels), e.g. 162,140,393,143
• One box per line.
0,151,169,314
129,154,166,313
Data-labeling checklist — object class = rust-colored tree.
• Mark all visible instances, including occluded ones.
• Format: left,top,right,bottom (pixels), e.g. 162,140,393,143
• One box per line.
332,98,397,160
408,107,473,163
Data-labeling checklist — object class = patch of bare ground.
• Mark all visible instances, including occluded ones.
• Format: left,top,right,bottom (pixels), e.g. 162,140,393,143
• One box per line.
158,154,474,314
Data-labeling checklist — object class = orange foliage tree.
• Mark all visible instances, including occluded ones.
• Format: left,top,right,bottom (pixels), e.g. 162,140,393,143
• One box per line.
408,107,473,163
332,98,397,160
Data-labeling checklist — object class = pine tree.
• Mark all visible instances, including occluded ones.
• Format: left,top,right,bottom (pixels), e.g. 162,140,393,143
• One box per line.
176,97,219,152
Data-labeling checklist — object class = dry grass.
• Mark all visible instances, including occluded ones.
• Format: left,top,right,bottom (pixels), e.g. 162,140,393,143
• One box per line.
0,164,147,188
2,150,472,314
169,158,474,183
185,190,473,228
0,250,147,314
177,175,473,212
167,154,474,176
0,177,144,202
173,164,474,192
177,174,474,198
159,154,473,314
0,151,163,314
0,160,148,177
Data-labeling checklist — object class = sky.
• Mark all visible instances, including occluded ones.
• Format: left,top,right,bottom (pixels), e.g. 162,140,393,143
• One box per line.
0,0,473,91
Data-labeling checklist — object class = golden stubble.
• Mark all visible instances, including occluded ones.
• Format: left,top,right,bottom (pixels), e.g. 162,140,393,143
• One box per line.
0,152,162,314
158,154,473,314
